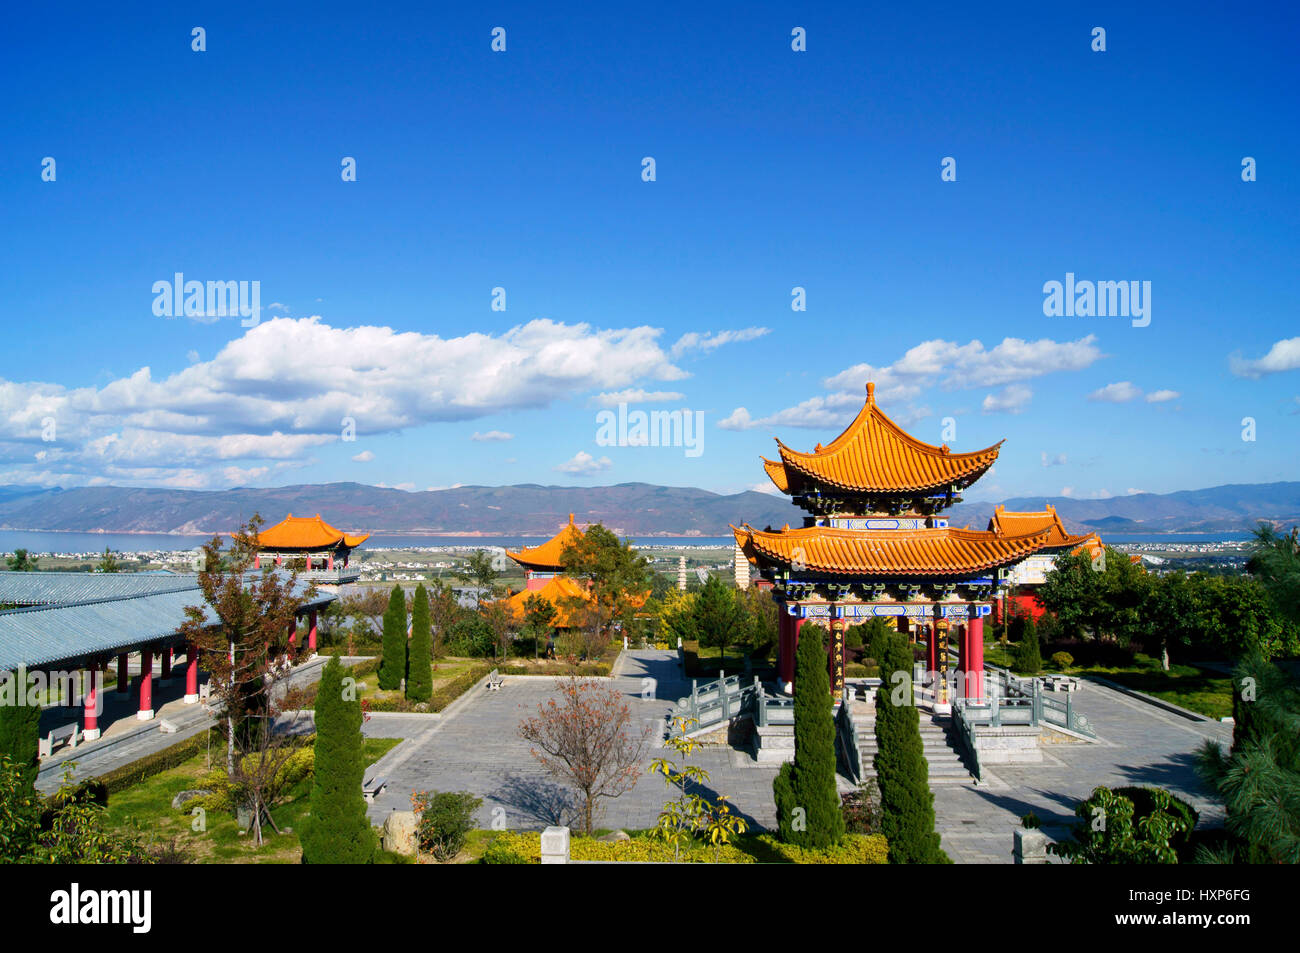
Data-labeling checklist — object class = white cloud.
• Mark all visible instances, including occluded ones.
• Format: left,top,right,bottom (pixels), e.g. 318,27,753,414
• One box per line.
1061,486,1075,497
670,327,769,359
0,316,689,487
554,451,613,475
590,389,686,407
717,407,754,431
742,335,1100,435
1041,452,1067,467
982,384,1033,415
471,430,514,442
186,350,200,364
747,481,784,496
351,450,375,462
1230,337,1300,378
1126,487,1145,495
1088,381,1143,403
1145,389,1180,403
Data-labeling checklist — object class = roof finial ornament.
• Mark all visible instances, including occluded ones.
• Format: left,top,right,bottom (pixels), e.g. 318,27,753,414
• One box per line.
569,513,575,523
866,381,875,402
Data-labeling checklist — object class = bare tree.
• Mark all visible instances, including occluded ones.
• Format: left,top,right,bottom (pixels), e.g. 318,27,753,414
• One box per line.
518,678,652,834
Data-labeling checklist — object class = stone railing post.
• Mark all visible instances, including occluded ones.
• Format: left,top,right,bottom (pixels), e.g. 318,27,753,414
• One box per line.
541,826,570,865
1014,827,1050,864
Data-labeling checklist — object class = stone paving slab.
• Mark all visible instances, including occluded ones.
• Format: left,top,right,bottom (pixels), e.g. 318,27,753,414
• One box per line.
365,650,781,831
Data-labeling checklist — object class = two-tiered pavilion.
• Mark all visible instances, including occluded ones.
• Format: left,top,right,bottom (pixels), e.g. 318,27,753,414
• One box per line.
503,514,592,625
734,383,1052,705
987,504,1100,622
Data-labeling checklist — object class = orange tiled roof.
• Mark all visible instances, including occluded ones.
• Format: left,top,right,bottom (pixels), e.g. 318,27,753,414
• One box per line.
732,523,1049,577
255,513,370,550
501,575,592,627
762,382,1002,495
506,514,584,571
988,504,1096,550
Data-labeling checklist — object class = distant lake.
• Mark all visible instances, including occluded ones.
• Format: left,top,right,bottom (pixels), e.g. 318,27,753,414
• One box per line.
0,530,743,555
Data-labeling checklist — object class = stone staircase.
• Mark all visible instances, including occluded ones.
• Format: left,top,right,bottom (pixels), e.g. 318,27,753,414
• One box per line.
849,701,975,785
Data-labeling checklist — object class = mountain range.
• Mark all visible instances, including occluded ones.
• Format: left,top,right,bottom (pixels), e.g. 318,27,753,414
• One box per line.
0,480,1297,538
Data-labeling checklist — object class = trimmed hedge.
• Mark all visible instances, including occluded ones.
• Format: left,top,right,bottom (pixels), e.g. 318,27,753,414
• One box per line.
94,728,221,796
477,830,887,864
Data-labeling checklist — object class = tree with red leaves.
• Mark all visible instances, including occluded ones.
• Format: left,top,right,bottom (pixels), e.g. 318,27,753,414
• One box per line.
180,514,316,846
518,678,653,835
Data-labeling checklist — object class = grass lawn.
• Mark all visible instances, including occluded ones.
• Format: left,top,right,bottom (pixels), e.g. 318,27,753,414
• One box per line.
104,736,402,864
980,638,1233,720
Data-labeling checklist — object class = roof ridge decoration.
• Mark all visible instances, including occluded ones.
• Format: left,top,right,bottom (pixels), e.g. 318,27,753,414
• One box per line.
761,381,1003,495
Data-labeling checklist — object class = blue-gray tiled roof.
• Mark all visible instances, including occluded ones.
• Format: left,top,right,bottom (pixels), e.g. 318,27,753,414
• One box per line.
0,571,336,671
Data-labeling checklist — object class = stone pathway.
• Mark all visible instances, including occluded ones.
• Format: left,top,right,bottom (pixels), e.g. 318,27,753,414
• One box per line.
364,650,781,831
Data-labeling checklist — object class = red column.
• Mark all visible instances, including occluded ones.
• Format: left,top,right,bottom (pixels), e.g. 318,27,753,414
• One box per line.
288,616,297,647
185,642,200,703
137,651,154,720
161,647,173,680
308,609,318,653
116,652,129,694
83,663,101,741
968,614,985,700
327,551,334,570
275,553,282,566
254,553,261,569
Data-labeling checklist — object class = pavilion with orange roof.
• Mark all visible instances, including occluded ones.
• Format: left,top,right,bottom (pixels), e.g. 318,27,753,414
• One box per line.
253,513,370,572
735,382,1051,705
987,504,1123,621
506,513,584,591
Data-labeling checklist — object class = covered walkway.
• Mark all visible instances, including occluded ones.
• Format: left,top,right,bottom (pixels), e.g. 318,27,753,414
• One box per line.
0,570,336,756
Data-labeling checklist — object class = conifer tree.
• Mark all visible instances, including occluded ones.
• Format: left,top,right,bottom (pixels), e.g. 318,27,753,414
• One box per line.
0,671,41,796
406,583,433,702
301,656,374,863
1013,613,1042,674
772,624,844,848
377,585,407,691
874,629,947,863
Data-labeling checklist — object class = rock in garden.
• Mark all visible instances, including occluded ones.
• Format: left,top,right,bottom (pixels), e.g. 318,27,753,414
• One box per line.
381,810,418,855
171,789,211,810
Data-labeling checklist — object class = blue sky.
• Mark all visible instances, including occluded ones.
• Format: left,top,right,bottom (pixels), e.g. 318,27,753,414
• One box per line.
2,2,1297,502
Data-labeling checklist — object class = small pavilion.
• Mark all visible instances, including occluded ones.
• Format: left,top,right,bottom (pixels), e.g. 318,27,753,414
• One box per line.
988,504,1101,621
253,513,369,571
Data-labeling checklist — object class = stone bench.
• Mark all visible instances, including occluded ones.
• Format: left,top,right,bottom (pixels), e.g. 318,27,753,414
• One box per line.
362,776,388,803
38,722,81,759
1043,675,1079,692
486,669,504,691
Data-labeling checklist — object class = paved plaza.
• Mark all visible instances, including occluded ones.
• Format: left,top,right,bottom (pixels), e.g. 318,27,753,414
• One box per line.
364,650,782,831
364,650,1234,862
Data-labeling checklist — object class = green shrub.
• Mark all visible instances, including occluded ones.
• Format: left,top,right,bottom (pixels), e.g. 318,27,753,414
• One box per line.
406,584,433,702
301,656,375,864
413,790,482,861
773,623,844,849
1050,651,1074,670
378,585,408,691
447,616,494,658
481,835,532,864
841,779,882,835
874,629,948,863
1012,615,1042,674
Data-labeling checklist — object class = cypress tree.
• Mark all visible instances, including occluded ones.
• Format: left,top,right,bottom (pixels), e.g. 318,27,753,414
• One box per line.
301,656,374,864
874,629,947,863
1013,613,1042,674
773,624,844,848
406,584,433,702
0,669,40,796
377,585,407,691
